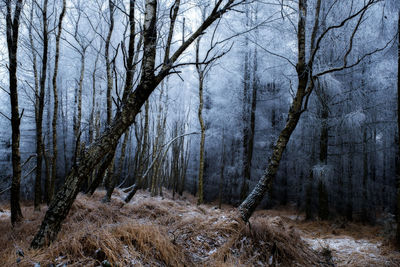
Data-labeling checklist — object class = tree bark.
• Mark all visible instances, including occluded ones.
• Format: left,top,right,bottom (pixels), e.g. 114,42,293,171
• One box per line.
106,0,115,126
50,0,66,202
6,0,24,226
396,10,400,246
218,129,225,209
240,7,251,200
238,0,311,221
197,72,205,205
104,0,137,201
35,0,49,210
73,51,86,160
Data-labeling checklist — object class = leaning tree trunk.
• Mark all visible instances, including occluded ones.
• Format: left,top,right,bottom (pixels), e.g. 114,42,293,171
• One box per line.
6,0,24,225
239,0,311,221
238,83,308,221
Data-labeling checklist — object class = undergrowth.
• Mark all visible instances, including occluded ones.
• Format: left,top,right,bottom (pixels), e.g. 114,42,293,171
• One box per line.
0,189,328,266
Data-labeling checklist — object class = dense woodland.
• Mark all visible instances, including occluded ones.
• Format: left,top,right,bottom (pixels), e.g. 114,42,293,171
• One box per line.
0,0,400,256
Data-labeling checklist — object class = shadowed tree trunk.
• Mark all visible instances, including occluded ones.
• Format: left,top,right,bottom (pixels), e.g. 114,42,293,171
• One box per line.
73,49,86,161
240,5,251,201
6,0,24,226
197,70,205,205
50,0,66,203
218,129,226,209
104,0,137,201
35,0,49,211
396,10,400,246
31,0,240,248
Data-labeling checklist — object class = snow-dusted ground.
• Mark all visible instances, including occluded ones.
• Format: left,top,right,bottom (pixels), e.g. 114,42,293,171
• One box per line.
0,209,10,219
302,236,395,266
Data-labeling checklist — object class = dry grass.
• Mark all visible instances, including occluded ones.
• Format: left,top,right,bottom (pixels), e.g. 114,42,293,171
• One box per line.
255,208,400,267
0,190,329,266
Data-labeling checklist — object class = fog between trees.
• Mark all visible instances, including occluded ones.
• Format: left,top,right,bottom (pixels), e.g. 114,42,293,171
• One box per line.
0,0,399,248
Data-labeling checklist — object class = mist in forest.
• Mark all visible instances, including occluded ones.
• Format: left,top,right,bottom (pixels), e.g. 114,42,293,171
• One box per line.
0,0,400,266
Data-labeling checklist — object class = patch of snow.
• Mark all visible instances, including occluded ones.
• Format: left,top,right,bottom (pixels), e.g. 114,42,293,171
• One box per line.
208,248,217,255
0,210,10,219
303,236,385,266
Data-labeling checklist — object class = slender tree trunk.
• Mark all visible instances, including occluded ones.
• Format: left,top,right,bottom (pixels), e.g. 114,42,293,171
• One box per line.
62,90,69,176
362,127,369,221
218,129,225,209
245,34,259,197
35,0,49,210
73,51,85,160
116,129,130,184
197,73,205,205
347,142,354,221
50,0,66,202
317,89,329,220
240,15,251,201
6,0,24,225
106,0,114,126
396,10,400,246
89,52,99,144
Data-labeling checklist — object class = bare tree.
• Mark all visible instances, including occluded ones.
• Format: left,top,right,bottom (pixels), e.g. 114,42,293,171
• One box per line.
50,0,66,203
34,0,49,211
239,0,386,222
5,0,24,225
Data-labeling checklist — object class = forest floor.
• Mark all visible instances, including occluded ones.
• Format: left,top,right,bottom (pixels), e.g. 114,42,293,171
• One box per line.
0,189,399,266
256,208,400,266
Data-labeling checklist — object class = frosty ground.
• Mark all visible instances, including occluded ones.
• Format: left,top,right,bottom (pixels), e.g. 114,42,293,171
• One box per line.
0,189,399,266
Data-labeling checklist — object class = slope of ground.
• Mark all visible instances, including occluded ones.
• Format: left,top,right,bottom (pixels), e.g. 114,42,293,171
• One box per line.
0,190,398,266
0,189,326,266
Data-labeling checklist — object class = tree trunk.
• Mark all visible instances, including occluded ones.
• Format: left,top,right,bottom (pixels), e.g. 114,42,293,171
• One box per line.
238,0,310,221
31,0,158,247
106,0,114,126
197,73,205,205
396,10,400,246
362,127,369,221
240,10,251,201
73,51,85,160
50,0,66,202
35,0,49,211
317,89,329,220
6,0,24,225
218,129,225,209
87,148,116,195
